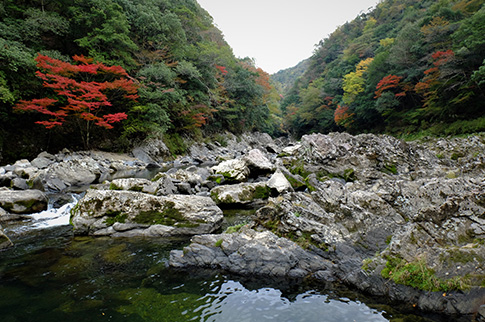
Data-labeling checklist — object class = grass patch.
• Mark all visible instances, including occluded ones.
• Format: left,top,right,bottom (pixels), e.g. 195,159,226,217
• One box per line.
381,256,471,292
225,223,246,234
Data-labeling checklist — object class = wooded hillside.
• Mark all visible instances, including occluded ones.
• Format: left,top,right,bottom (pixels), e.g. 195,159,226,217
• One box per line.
0,0,281,162
277,0,485,138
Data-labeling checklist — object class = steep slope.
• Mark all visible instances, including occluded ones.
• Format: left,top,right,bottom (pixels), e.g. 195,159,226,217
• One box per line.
281,0,485,137
0,0,280,162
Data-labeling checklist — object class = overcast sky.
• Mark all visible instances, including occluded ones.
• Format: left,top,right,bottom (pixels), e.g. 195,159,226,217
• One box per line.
197,0,380,74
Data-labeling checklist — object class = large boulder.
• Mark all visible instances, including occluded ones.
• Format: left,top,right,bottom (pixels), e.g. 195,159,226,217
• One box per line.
43,158,99,188
170,227,333,278
71,189,223,237
210,182,271,206
242,149,275,175
0,189,48,214
267,169,294,194
132,137,170,163
211,159,250,183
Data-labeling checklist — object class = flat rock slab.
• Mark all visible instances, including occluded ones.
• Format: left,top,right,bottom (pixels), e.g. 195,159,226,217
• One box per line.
71,189,223,237
169,227,333,279
0,189,48,214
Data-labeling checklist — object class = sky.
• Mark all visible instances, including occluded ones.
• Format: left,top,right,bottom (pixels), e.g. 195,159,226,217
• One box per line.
197,0,380,74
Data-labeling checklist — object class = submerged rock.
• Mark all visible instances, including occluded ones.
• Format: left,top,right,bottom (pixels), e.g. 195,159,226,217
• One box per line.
71,189,223,237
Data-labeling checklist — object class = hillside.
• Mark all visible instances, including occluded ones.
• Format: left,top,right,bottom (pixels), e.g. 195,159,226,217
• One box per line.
279,0,485,138
271,59,310,94
0,0,281,163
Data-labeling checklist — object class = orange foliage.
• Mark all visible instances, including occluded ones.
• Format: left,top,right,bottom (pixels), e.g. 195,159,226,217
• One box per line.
334,105,354,128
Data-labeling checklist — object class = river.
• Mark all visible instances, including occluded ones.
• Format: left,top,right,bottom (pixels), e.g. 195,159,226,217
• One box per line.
0,195,455,321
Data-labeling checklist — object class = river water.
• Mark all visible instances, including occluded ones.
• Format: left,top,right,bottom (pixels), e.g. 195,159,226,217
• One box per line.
0,197,455,321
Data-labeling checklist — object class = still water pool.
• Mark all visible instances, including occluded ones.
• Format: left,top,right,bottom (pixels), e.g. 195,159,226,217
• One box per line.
0,208,452,322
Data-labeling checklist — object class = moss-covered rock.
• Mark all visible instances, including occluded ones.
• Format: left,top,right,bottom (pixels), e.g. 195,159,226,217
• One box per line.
0,189,47,214
71,189,223,237
210,182,271,206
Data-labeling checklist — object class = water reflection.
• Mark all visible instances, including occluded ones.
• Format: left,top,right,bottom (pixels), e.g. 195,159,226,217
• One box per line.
197,280,387,322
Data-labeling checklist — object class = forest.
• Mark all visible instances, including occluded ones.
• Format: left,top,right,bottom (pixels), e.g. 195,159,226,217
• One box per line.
1,0,484,163
277,0,485,138
0,0,282,162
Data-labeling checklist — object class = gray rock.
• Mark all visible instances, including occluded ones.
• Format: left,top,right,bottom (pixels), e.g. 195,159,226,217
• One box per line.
109,178,158,195
44,159,98,187
152,173,177,196
211,159,250,183
0,189,48,214
175,182,192,195
44,177,68,192
170,168,202,186
267,169,294,194
31,156,54,169
477,305,485,322
132,137,170,163
10,178,30,190
242,149,275,174
169,227,333,278
71,189,223,237
210,182,270,206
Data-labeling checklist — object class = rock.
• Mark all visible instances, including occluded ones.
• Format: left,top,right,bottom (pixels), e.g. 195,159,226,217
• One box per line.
210,182,271,206
0,225,13,250
477,305,485,322
169,227,333,278
175,182,192,194
44,177,68,192
71,189,223,237
267,169,294,194
242,149,275,175
281,144,302,156
211,159,250,183
152,173,177,196
132,137,170,163
10,178,30,190
108,178,158,195
31,155,54,169
44,159,98,187
169,168,203,187
0,173,11,187
0,189,48,214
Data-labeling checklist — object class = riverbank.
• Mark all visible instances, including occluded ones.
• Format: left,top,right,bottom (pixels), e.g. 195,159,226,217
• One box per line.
1,131,484,320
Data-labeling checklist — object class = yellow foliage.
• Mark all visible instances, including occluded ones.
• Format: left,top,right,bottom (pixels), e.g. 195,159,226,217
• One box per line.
342,58,374,105
379,38,395,48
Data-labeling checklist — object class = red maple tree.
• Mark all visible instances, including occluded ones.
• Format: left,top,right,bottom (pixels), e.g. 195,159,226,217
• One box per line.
14,54,138,147
334,105,354,128
375,75,404,98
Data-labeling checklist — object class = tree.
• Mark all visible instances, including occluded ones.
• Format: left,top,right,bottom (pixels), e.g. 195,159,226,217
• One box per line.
342,58,374,105
14,54,138,148
334,105,354,128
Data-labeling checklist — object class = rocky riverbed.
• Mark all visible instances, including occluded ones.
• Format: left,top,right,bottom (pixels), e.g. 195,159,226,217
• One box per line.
1,132,484,320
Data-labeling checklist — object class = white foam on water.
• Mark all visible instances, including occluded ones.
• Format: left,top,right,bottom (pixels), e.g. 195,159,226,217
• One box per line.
30,195,80,229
